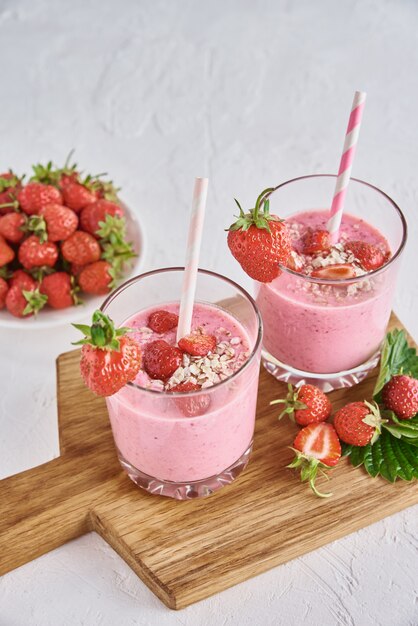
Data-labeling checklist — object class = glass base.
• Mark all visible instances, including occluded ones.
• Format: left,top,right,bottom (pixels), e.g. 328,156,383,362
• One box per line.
261,348,380,392
117,443,253,500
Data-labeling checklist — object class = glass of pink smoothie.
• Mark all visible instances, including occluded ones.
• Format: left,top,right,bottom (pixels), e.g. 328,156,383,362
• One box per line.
256,175,407,391
101,268,262,500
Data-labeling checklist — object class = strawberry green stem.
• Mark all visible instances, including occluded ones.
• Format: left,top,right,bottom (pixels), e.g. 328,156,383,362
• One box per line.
72,310,131,351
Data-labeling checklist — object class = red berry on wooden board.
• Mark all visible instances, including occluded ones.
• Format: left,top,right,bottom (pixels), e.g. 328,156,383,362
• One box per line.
147,310,179,334
73,310,142,397
227,189,291,283
271,383,332,426
288,422,341,498
18,235,58,269
61,231,101,265
178,333,217,357
78,261,113,295
382,375,418,420
143,340,183,381
333,401,383,446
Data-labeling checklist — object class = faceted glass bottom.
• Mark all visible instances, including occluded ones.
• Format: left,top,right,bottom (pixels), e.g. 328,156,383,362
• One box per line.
261,348,380,392
117,442,253,500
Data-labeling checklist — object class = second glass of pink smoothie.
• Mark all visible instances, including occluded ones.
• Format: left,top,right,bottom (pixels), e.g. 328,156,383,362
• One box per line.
256,175,407,391
102,268,262,500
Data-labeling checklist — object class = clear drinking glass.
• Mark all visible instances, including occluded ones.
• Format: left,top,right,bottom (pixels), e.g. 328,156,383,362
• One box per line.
256,175,407,391
101,268,262,500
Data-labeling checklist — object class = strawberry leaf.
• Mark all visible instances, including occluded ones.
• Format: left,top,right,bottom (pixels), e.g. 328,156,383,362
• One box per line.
373,329,418,398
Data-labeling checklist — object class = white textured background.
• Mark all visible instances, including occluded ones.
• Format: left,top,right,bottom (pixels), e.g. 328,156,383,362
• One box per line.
1,1,418,624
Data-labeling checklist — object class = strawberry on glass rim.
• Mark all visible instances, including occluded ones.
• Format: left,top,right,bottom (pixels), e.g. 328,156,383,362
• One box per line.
227,188,291,283
73,310,142,397
288,422,341,498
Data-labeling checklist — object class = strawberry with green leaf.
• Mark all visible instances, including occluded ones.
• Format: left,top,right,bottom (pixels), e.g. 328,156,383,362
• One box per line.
227,188,291,283
271,383,332,426
73,310,142,396
288,422,341,498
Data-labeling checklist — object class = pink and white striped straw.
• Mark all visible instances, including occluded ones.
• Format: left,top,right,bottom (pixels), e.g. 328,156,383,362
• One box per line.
326,91,367,243
176,177,209,342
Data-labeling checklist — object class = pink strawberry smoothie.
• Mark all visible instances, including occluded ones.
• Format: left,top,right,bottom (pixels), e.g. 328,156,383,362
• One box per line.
256,210,395,374
106,302,261,482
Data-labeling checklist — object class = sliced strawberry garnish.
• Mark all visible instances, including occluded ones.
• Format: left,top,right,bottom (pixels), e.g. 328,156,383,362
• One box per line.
147,310,179,334
288,423,341,498
143,340,182,381
170,381,211,417
178,333,217,357
301,229,331,254
345,240,386,271
311,263,356,280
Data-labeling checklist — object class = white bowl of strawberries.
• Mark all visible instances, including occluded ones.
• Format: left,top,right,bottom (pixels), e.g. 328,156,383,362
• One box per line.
0,159,144,328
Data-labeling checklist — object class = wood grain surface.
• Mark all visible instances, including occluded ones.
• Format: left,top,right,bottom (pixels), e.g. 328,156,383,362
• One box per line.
1,314,417,610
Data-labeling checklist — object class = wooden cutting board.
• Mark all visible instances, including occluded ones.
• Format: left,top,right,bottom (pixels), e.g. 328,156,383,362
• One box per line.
1,313,417,610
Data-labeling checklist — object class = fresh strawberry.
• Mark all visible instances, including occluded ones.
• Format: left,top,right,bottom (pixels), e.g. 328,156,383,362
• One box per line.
0,212,26,243
9,269,35,289
170,381,211,417
178,332,217,357
271,383,332,426
80,199,123,237
0,172,22,215
18,235,58,270
73,310,142,397
345,240,386,271
288,423,341,497
62,181,97,212
143,340,182,381
301,229,331,254
0,277,8,309
382,375,418,420
78,261,113,295
61,231,101,265
333,401,383,446
38,204,78,241
5,283,47,318
40,272,77,309
0,235,15,266
311,263,356,280
227,189,291,283
17,183,63,215
147,310,179,334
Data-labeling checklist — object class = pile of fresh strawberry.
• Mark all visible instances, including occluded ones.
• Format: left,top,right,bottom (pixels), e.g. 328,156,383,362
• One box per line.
0,155,135,317
271,333,418,497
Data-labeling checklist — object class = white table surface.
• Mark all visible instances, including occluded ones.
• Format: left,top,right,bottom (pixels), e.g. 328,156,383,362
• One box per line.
1,1,418,624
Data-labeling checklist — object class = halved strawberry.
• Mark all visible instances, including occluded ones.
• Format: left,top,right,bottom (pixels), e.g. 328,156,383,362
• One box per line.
143,340,182,381
346,240,386,271
311,263,356,280
147,310,179,334
301,229,331,254
170,381,211,417
178,333,217,357
288,422,341,498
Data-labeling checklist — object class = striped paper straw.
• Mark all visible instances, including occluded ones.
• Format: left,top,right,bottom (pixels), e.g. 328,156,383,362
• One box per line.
176,177,209,342
326,91,367,243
